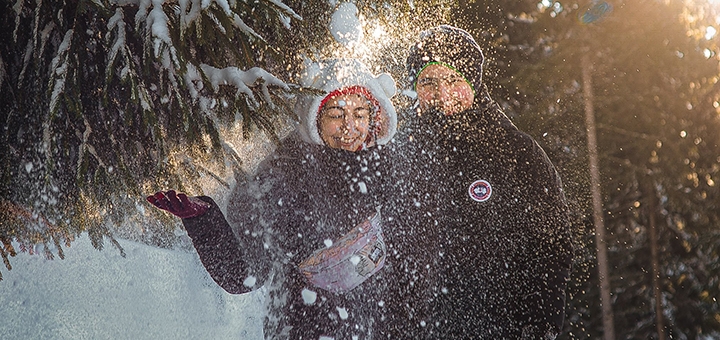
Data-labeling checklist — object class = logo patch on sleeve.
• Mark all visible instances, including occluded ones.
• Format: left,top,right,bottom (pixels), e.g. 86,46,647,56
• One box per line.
468,179,492,202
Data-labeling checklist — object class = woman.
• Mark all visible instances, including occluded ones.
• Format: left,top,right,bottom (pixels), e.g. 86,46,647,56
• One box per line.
148,59,398,339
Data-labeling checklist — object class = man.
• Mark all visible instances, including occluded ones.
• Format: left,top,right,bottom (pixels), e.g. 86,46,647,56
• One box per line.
395,25,573,339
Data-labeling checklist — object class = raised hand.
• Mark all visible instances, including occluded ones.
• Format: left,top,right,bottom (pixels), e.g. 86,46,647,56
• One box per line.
146,190,210,219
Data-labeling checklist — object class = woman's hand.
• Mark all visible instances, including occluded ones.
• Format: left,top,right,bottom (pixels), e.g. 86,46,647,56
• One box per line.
146,190,210,219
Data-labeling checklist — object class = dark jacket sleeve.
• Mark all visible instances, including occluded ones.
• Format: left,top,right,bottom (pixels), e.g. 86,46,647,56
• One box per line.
182,196,268,294
510,132,574,338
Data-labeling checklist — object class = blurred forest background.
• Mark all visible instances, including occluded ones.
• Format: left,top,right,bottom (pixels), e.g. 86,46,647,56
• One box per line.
1,0,719,338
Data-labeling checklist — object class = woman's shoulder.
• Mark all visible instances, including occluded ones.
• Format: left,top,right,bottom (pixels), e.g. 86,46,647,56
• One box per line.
252,132,317,172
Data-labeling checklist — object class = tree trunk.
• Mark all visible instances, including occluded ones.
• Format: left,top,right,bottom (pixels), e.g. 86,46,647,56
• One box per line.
582,52,616,340
644,178,666,340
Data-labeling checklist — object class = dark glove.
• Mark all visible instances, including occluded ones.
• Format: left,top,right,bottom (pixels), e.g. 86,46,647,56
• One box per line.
146,190,210,219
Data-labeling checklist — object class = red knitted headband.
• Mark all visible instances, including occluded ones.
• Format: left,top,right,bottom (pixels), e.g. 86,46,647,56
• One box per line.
318,85,381,116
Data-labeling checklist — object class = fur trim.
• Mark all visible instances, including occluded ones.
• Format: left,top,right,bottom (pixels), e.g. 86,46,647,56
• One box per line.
295,59,397,146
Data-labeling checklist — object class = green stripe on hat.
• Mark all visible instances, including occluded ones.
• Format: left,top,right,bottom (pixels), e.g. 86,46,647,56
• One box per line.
413,61,476,95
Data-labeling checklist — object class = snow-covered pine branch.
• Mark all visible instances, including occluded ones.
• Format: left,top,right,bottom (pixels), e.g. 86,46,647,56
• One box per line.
266,0,303,29
48,29,74,117
121,0,298,114
199,64,289,109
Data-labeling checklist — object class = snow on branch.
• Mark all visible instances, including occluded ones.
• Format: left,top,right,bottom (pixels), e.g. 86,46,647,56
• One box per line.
199,64,289,109
267,0,303,21
178,0,202,28
76,115,108,181
104,6,150,108
48,29,74,116
106,8,128,76
232,14,266,42
204,0,231,15
184,63,204,99
11,0,24,42
104,0,294,123
244,67,291,109
147,0,172,58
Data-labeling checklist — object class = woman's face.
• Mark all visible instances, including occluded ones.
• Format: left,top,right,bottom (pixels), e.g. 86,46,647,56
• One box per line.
318,93,373,151
415,63,474,116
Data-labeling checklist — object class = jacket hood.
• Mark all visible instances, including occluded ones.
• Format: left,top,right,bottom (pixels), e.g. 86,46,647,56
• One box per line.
295,59,398,147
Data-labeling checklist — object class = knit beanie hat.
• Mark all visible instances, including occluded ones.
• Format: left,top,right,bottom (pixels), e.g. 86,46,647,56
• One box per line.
406,25,484,94
296,59,397,147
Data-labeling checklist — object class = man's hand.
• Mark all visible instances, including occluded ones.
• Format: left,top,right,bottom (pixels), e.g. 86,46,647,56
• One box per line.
146,190,210,219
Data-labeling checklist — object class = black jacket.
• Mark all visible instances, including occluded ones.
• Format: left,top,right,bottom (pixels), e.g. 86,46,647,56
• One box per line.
183,132,398,339
391,86,573,339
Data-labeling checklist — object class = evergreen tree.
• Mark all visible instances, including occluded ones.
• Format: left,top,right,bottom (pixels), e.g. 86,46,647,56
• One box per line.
0,0,313,281
0,0,453,281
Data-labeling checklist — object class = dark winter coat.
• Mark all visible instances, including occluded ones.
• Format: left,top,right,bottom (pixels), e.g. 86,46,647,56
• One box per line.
183,132,400,340
179,86,572,339
390,86,574,339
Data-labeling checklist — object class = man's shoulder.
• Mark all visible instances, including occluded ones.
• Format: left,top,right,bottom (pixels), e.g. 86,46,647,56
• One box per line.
507,129,542,153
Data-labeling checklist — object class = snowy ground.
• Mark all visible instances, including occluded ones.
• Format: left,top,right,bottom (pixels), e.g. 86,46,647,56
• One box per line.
0,233,265,339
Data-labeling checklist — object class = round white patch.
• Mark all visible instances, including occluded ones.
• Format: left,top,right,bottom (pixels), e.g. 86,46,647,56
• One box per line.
468,179,492,202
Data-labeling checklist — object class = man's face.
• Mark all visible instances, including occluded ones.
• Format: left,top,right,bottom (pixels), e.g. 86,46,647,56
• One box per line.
318,93,372,151
415,64,474,116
